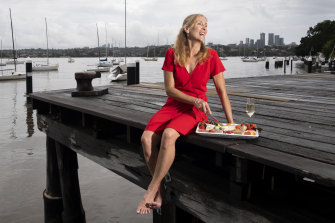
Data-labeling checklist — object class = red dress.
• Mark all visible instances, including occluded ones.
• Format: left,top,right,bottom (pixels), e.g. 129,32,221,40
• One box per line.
145,48,225,135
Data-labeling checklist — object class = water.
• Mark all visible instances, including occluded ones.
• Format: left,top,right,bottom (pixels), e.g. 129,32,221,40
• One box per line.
0,57,306,222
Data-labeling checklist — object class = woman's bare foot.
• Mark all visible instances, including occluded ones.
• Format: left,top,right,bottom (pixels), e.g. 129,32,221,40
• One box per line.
136,188,157,214
148,185,163,209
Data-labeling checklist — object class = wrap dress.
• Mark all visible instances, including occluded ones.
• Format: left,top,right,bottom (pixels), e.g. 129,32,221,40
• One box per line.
145,48,225,135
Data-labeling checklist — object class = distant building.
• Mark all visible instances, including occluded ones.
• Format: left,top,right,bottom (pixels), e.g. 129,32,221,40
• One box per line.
275,35,280,46
250,39,254,47
279,38,284,46
245,38,249,46
260,33,265,47
239,41,243,46
268,33,274,46
207,42,214,47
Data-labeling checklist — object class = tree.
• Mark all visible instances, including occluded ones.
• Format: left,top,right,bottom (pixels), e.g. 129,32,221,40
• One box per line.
322,39,335,59
295,20,335,57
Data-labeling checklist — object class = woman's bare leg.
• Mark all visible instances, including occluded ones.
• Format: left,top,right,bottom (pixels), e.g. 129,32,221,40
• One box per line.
137,128,180,214
137,130,161,214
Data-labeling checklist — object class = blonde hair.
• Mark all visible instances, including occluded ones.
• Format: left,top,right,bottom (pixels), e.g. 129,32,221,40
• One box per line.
173,14,209,67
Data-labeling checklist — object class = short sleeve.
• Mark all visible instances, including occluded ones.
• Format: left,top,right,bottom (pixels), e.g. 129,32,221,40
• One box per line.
210,49,226,78
162,48,174,72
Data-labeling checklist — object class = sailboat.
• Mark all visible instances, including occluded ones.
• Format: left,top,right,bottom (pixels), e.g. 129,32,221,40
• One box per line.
86,24,110,72
144,45,158,61
98,24,113,67
32,18,59,71
0,8,25,81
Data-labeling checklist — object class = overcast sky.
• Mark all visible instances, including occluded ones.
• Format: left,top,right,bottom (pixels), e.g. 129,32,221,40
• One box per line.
0,0,334,49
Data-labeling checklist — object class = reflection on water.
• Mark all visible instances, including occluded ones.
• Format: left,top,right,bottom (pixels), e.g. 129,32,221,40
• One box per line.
25,101,34,138
9,81,18,140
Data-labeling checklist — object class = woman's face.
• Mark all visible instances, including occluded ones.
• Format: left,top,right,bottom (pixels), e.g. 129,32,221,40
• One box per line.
187,16,207,43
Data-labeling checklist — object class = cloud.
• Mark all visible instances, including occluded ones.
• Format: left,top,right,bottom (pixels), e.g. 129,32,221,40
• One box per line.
0,0,334,49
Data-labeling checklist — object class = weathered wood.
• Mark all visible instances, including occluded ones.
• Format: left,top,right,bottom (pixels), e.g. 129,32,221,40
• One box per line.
31,73,335,222
55,142,86,223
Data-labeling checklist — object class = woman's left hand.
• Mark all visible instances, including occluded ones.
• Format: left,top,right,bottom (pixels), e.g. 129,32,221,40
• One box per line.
194,99,212,114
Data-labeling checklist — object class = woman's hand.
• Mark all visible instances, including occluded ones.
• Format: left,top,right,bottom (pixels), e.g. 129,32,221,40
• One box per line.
194,98,212,114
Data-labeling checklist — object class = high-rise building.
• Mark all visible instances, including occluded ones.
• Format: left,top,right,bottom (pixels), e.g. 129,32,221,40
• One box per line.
239,41,243,46
245,38,250,46
274,35,280,46
260,33,265,47
250,39,254,47
279,38,284,46
268,33,274,46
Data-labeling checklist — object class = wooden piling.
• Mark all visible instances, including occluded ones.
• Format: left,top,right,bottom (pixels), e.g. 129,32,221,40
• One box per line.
55,142,86,223
26,59,33,102
44,137,63,223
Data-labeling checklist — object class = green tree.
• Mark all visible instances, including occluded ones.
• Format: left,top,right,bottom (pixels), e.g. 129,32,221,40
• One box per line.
322,39,335,59
295,20,335,57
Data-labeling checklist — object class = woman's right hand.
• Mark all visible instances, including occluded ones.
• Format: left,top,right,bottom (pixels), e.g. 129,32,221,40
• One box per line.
194,98,212,114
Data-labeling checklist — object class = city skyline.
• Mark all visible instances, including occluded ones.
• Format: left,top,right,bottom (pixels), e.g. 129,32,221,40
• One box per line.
0,0,334,49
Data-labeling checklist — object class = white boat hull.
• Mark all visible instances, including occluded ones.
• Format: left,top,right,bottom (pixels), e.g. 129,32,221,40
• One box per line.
86,67,110,72
108,73,127,82
0,72,26,81
6,60,25,64
144,57,158,61
32,64,59,71
242,58,258,62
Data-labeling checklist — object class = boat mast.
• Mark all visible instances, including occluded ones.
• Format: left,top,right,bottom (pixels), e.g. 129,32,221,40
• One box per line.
105,23,108,60
45,18,49,65
9,8,16,71
1,40,2,65
125,0,127,64
96,23,101,61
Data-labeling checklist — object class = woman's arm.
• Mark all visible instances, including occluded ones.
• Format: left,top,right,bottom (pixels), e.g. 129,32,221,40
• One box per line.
164,70,211,114
212,73,234,123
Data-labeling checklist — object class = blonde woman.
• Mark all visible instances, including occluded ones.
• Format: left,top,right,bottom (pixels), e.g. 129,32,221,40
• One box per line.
137,14,234,214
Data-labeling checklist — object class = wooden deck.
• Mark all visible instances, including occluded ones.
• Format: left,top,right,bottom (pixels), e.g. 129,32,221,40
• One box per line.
31,73,335,223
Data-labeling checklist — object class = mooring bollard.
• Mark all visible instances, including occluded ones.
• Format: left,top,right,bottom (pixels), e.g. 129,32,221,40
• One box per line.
71,71,108,97
26,59,33,96
127,63,137,85
307,57,312,73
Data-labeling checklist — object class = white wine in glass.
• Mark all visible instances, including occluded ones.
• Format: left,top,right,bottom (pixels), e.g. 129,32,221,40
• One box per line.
246,98,255,122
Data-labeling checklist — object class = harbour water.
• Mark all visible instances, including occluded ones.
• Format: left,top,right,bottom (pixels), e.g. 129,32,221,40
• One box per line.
0,57,306,222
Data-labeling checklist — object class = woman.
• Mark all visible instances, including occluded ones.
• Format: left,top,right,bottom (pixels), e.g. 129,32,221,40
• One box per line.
137,14,234,214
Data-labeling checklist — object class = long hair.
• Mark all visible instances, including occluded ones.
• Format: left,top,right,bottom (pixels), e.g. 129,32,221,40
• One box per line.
173,14,209,67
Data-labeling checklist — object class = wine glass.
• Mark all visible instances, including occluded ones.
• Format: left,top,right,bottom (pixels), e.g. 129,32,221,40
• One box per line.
246,98,255,123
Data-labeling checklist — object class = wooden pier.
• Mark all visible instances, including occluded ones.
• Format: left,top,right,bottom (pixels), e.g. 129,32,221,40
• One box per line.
31,73,335,223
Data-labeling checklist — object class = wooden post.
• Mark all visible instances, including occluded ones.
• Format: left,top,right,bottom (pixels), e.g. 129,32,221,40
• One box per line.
135,60,140,84
44,137,63,223
26,59,33,102
265,60,269,69
55,142,86,223
291,59,293,73
127,63,136,85
284,59,286,73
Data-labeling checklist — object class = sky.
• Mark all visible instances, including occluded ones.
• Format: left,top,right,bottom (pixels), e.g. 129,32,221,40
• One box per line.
0,0,334,49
